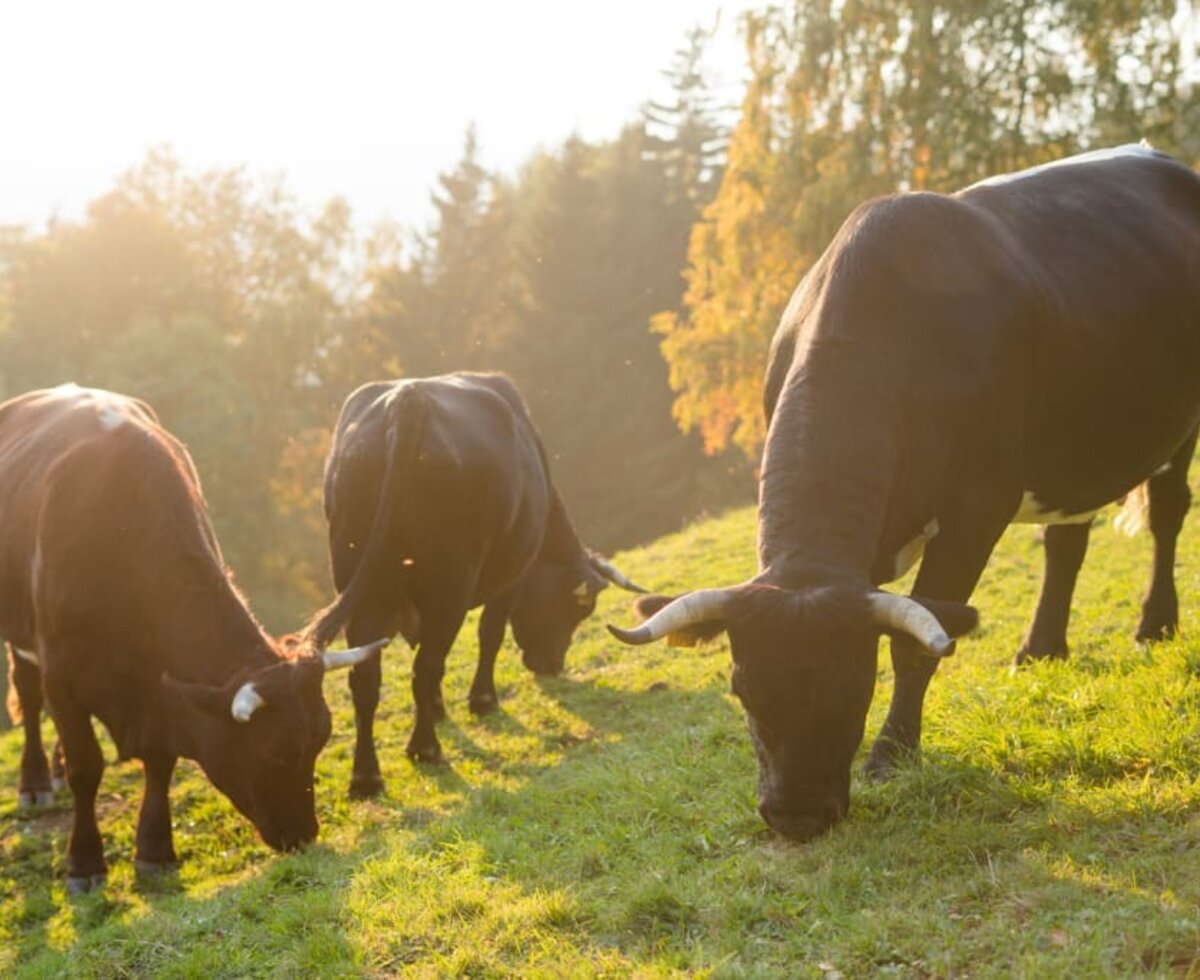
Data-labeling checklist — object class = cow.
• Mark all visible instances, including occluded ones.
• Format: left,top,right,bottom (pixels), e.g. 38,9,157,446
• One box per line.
609,144,1200,841
0,384,385,891
305,372,644,795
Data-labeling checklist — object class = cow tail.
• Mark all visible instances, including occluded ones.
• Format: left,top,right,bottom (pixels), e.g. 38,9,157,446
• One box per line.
305,386,428,649
1113,482,1149,536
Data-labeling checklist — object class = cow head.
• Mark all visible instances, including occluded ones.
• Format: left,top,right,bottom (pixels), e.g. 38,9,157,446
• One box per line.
161,639,386,851
608,585,976,841
510,551,645,675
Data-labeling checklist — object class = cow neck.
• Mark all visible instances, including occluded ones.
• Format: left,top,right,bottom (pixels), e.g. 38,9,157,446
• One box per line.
154,541,279,685
756,348,898,591
537,487,586,566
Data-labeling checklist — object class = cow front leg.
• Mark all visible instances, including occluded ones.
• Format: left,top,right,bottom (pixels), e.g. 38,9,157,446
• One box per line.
346,619,387,799
1136,427,1197,642
469,598,512,716
407,610,467,764
1017,522,1090,664
46,678,107,893
865,504,1009,778
135,752,178,874
9,646,54,808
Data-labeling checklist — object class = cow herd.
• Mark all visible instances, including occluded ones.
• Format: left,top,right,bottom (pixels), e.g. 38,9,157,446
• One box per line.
3,143,1200,892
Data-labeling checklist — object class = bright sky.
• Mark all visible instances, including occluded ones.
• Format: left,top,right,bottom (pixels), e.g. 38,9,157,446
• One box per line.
0,1,757,235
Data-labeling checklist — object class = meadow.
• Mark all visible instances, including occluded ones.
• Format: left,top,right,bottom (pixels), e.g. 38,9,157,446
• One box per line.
3,503,1200,976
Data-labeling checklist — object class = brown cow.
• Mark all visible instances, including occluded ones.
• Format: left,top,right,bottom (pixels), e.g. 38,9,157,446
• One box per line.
0,384,384,892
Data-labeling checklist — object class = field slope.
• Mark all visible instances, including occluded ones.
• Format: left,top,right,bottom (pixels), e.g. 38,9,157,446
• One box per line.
4,504,1200,976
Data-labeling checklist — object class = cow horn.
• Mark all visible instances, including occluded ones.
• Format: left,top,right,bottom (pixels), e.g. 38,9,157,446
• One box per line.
321,637,390,671
867,593,956,657
607,588,734,645
588,553,647,593
231,682,266,722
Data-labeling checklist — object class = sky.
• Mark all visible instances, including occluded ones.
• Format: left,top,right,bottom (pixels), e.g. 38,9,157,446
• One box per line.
0,1,757,235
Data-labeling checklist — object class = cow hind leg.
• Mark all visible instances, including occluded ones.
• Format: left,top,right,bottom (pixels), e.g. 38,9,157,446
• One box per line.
469,597,512,716
1017,522,1090,665
9,646,55,808
46,679,108,893
407,609,468,765
1136,427,1198,642
134,752,178,874
345,618,389,799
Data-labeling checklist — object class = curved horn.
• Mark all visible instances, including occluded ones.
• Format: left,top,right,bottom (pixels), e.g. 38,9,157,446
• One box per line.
588,553,647,593
867,593,955,657
321,637,390,672
607,588,735,645
231,682,266,723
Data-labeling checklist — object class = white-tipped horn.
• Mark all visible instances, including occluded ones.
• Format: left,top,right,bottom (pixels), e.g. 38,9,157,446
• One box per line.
321,637,390,671
607,588,735,645
588,553,647,593
867,593,955,657
231,682,266,723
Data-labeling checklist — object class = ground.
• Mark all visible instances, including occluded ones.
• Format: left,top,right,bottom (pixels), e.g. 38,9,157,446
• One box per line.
3,504,1200,976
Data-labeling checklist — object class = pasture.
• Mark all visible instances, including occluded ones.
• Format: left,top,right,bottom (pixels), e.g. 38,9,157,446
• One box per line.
3,504,1200,976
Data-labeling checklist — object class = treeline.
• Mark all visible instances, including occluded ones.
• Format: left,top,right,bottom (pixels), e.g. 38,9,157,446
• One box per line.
0,27,746,629
2,4,1195,627
659,0,1199,458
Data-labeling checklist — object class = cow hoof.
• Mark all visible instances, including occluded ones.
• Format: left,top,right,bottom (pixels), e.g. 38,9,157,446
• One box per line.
863,739,914,781
348,773,385,799
18,789,56,809
134,858,179,877
1014,645,1068,666
1135,623,1176,644
66,873,107,895
406,741,443,765
468,693,498,716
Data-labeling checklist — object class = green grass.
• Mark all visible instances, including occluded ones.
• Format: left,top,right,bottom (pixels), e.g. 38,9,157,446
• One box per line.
5,505,1200,976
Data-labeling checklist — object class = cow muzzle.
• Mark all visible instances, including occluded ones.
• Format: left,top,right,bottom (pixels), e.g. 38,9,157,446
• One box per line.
521,649,565,677
757,796,846,842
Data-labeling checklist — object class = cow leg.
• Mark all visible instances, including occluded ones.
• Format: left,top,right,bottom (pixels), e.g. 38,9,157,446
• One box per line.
46,680,107,892
345,619,387,799
9,646,55,808
1017,522,1090,664
1136,428,1198,642
134,752,178,873
864,503,1011,778
407,609,468,764
469,597,512,716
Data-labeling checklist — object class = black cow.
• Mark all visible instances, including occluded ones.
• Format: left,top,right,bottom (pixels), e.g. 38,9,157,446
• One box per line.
0,385,383,891
306,372,643,794
610,145,1200,840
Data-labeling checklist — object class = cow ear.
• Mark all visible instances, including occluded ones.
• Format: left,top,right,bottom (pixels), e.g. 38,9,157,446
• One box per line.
161,673,234,721
639,594,728,647
910,597,979,638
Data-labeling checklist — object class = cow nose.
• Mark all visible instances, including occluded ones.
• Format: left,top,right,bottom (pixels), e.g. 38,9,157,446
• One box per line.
522,651,564,676
758,799,844,842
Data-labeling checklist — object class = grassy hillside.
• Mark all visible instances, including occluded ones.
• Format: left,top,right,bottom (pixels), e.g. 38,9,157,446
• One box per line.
4,504,1200,976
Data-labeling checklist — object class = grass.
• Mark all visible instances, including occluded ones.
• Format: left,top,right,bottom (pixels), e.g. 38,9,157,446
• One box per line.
5,504,1200,975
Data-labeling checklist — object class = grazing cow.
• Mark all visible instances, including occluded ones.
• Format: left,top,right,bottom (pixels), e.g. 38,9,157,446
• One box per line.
610,145,1200,841
0,384,383,891
306,372,644,794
